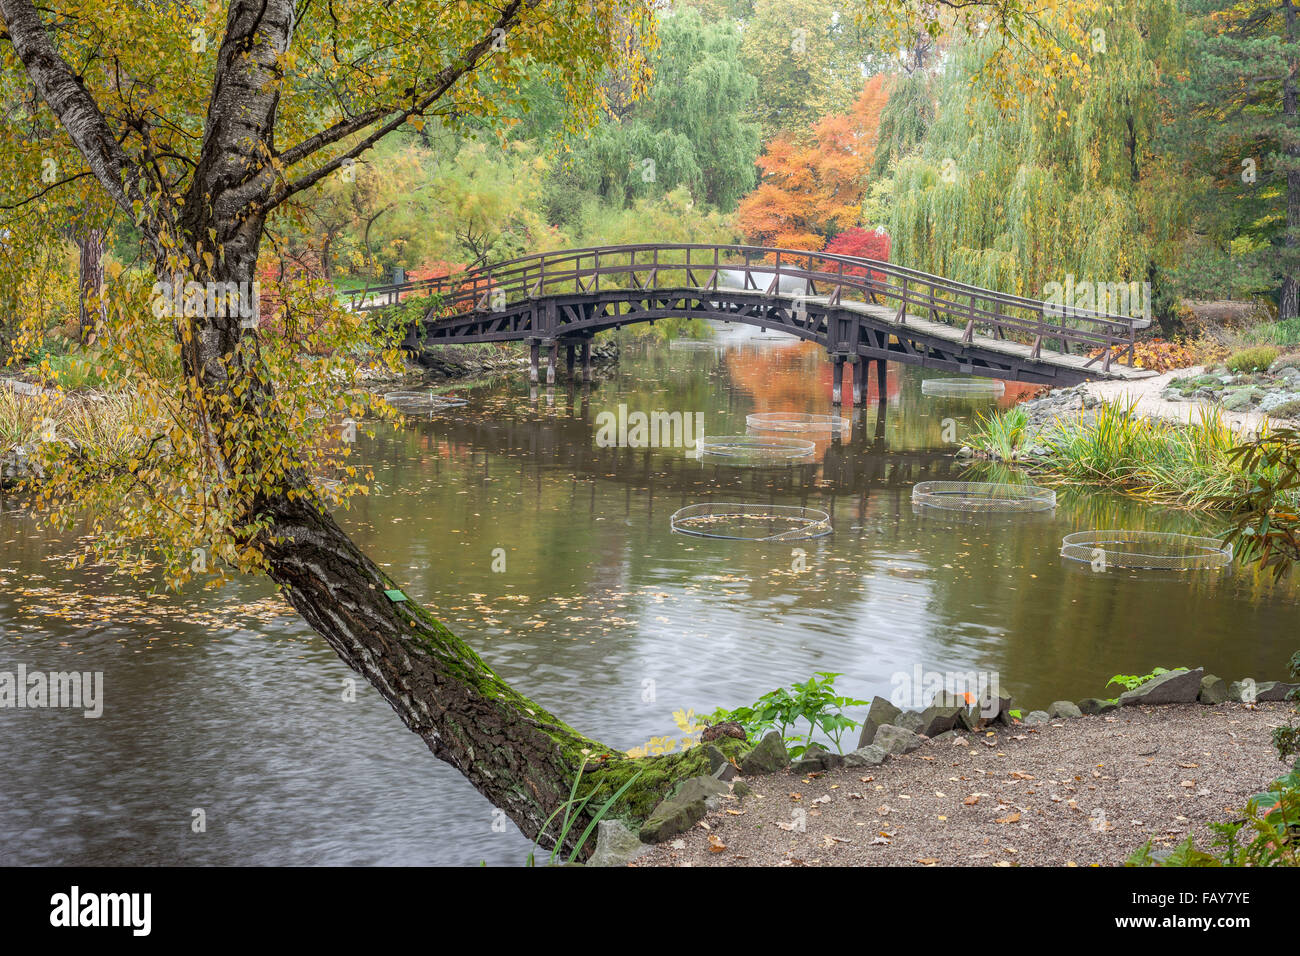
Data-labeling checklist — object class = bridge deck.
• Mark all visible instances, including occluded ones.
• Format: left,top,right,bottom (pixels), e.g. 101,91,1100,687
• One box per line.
835,298,1157,382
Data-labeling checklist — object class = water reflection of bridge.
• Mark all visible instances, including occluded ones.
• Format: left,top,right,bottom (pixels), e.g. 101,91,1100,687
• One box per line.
402,385,966,501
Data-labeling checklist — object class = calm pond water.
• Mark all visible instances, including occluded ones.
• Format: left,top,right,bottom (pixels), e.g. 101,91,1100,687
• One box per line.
2,325,1296,866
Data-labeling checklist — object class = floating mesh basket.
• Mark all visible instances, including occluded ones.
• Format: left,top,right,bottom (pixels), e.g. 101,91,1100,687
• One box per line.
920,378,1006,398
746,412,848,433
671,502,832,541
912,481,1056,513
668,339,723,350
383,390,468,413
1060,530,1233,571
696,435,815,462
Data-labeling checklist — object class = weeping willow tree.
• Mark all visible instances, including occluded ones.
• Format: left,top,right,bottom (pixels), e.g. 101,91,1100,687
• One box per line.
887,0,1189,333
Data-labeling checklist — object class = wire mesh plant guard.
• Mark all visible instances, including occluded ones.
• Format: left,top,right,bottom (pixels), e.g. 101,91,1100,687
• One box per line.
695,435,815,462
920,378,1006,398
1060,530,1233,571
746,412,848,434
383,390,468,413
670,502,832,541
911,481,1056,513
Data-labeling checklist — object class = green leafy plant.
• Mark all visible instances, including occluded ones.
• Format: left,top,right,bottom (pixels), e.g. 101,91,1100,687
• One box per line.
1105,666,1182,693
706,672,868,758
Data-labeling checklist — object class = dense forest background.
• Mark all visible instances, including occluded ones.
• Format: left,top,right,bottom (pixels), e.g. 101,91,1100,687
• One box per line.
6,0,1299,350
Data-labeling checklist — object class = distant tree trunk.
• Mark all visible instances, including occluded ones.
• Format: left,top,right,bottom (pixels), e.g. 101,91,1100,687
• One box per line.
76,227,105,341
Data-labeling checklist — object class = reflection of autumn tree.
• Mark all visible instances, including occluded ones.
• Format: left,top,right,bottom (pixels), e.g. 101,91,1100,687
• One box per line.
724,341,899,409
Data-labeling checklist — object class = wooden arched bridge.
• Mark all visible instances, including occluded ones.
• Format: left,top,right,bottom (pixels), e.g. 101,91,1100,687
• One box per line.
349,243,1155,405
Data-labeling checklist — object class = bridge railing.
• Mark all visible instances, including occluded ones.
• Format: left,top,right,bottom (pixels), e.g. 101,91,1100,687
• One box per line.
347,243,1144,370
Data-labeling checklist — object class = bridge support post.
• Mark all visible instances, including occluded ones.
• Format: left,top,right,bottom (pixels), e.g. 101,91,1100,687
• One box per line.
546,339,558,386
580,339,591,383
528,339,540,385
851,356,864,407
831,354,845,405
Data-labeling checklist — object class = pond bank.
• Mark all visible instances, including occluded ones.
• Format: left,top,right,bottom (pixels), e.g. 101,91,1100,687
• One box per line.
633,701,1294,867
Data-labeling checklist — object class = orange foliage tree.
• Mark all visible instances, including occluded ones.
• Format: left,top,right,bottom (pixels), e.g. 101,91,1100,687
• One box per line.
737,74,891,251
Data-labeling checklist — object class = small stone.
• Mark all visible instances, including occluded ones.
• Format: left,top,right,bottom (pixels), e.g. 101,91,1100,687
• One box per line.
844,743,889,767
1048,700,1083,719
916,704,962,739
1119,668,1204,706
873,724,924,754
732,780,753,798
738,731,788,776
792,744,844,772
1077,697,1118,715
1198,674,1228,705
1022,710,1051,727
587,820,652,867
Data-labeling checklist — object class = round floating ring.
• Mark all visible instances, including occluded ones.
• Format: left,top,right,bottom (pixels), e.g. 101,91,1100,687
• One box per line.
696,435,815,461
671,502,832,541
383,390,468,413
912,481,1056,513
921,378,1006,398
1060,530,1233,571
746,412,848,433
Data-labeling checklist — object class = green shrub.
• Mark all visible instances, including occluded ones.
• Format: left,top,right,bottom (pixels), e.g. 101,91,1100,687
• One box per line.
706,672,869,758
1271,400,1300,421
1226,345,1279,373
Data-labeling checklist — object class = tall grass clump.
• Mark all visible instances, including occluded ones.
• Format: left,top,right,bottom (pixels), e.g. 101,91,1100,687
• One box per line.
968,400,1288,509
1040,402,1276,507
968,406,1029,460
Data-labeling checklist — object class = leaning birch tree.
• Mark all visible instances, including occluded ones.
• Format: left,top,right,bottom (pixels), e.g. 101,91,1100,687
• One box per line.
0,0,1092,850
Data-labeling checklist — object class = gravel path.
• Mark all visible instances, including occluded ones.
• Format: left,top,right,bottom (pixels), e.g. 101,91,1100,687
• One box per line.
635,703,1293,867
1081,365,1270,433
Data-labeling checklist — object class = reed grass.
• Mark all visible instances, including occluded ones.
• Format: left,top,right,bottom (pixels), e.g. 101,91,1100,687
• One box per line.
968,400,1284,509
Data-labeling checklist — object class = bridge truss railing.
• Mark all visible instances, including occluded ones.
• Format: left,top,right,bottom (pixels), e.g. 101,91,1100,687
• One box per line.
347,244,1143,370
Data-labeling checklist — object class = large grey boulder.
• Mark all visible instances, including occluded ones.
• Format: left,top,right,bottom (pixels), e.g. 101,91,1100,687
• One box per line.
739,731,788,776
855,696,901,749
893,710,926,734
1256,681,1300,702
587,820,652,867
873,724,924,755
1228,680,1255,703
1023,710,1051,727
639,775,731,843
844,744,888,768
1119,668,1203,706
1198,675,1228,705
